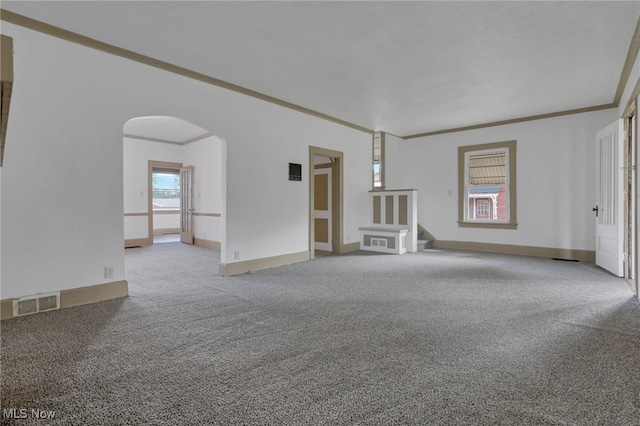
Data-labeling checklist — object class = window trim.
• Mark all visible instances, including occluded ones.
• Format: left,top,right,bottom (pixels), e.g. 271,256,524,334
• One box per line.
458,140,517,229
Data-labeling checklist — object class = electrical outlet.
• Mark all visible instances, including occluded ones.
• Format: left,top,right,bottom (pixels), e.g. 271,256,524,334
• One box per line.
234,251,240,260
104,266,113,279
203,233,207,240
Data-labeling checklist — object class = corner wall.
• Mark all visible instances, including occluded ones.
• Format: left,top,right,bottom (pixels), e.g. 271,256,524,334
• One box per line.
386,109,618,255
0,21,371,302
184,136,223,245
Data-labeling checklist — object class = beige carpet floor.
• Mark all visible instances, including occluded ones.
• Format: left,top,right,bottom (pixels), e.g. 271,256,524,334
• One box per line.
2,243,639,425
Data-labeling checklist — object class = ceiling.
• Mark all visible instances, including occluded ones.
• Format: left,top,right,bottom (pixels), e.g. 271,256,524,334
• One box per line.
124,116,212,144
2,1,639,137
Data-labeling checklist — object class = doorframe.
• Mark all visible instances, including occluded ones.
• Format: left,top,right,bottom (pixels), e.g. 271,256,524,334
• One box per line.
623,99,639,296
148,160,183,245
309,146,343,260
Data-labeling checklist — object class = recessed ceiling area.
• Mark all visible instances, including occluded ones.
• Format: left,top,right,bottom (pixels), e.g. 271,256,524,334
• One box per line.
124,116,211,145
2,1,639,136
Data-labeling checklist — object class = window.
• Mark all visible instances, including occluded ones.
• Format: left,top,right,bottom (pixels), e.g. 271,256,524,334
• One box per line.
474,198,491,219
459,141,517,229
152,168,180,211
373,132,385,189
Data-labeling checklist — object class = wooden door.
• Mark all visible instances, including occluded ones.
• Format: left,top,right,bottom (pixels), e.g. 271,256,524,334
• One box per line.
314,167,332,252
595,120,624,276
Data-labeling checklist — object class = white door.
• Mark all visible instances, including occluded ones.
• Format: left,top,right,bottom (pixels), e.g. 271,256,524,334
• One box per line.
314,167,332,252
595,120,624,276
180,166,194,245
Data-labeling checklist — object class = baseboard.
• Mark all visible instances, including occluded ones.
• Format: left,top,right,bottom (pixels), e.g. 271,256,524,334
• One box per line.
61,280,129,309
220,251,310,276
125,238,151,248
341,242,360,254
194,238,221,250
433,240,595,262
1,299,13,320
1,280,128,320
153,228,181,236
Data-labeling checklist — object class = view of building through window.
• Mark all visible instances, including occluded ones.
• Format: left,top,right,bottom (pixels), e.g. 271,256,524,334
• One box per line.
466,150,507,221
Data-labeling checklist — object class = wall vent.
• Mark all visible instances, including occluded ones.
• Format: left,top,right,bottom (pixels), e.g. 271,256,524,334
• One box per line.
371,238,387,248
13,292,60,317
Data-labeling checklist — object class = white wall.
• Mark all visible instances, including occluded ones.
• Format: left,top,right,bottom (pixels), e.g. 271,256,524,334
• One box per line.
386,109,618,251
223,109,371,263
0,22,371,299
619,47,640,118
183,136,223,242
152,213,180,232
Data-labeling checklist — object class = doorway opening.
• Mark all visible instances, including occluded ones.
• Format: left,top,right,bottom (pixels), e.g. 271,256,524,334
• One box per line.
123,115,224,250
150,162,183,244
309,146,344,259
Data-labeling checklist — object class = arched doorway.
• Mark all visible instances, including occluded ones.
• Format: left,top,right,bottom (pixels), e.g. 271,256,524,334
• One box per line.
122,116,224,249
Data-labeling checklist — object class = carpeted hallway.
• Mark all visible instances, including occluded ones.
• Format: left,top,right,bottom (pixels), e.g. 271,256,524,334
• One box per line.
2,243,639,425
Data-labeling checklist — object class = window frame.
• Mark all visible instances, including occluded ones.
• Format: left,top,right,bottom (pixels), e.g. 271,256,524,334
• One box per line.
372,132,385,190
458,140,517,229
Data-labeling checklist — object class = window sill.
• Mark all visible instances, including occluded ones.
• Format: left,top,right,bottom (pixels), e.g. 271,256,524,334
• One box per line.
458,222,517,230
153,209,180,214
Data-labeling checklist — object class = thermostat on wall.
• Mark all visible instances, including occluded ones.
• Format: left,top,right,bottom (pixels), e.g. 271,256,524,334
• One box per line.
289,163,302,181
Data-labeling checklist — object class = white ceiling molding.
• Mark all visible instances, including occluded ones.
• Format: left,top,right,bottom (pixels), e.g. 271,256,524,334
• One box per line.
123,116,212,145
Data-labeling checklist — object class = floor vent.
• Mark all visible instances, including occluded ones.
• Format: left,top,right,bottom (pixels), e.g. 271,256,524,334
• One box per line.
371,238,387,248
16,298,37,316
13,292,60,317
38,295,59,311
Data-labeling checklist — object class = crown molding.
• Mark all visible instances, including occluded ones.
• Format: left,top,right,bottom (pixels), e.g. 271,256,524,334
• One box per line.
0,9,373,135
402,103,617,140
2,9,638,140
402,15,640,140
